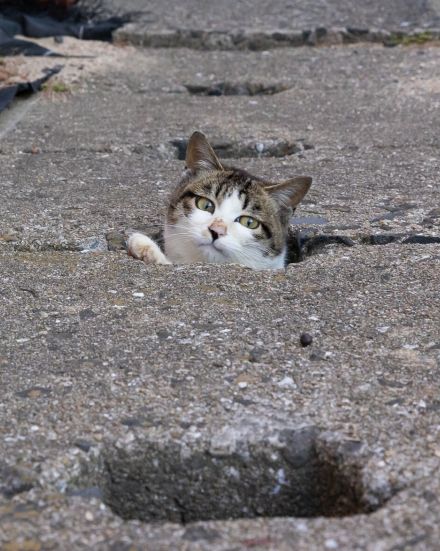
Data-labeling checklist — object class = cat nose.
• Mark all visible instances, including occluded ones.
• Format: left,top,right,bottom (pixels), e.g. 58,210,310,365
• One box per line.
208,221,227,241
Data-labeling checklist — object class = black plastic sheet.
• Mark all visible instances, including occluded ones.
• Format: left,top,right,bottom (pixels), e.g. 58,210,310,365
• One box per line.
0,3,126,111
0,4,125,56
0,65,62,112
0,28,61,56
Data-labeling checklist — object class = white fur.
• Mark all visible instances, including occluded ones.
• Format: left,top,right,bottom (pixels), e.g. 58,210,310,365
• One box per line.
164,190,286,270
127,232,171,264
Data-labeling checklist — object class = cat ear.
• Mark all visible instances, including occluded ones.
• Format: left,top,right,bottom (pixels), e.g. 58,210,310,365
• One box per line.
266,176,312,208
185,131,224,173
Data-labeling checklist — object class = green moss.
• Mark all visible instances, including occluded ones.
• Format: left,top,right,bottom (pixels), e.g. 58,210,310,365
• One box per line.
386,31,434,46
42,81,70,93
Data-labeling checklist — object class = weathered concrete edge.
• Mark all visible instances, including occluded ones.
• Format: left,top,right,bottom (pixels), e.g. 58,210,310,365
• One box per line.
114,25,440,50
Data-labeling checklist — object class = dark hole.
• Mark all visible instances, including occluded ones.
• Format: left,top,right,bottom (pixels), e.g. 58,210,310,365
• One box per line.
361,234,440,246
286,230,355,264
92,428,387,524
184,82,290,96
170,138,313,160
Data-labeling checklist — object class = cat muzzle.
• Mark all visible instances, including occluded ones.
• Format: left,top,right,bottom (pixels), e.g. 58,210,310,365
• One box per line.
208,221,227,241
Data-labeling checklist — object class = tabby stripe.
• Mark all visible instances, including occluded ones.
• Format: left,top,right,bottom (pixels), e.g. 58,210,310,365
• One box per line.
178,190,197,202
260,223,272,239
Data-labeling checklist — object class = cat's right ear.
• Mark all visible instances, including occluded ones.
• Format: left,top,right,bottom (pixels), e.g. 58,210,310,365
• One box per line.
185,131,224,173
266,176,312,209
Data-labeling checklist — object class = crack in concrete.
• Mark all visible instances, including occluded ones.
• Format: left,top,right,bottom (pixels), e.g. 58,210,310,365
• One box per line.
6,231,439,263
170,138,314,160
184,82,291,96
115,25,440,50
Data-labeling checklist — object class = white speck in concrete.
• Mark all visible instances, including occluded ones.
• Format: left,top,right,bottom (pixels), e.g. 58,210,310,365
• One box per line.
278,376,296,388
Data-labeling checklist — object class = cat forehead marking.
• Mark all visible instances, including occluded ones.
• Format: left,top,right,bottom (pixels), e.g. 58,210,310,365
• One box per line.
216,190,244,220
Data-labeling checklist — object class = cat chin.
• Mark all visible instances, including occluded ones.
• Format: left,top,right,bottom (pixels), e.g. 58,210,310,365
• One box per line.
198,243,229,263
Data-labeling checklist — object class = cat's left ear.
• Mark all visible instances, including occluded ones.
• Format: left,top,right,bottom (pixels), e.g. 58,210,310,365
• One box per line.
266,176,312,208
185,131,224,173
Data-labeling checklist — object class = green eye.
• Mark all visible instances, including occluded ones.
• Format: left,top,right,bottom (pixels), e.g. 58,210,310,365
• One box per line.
195,196,215,213
236,215,260,230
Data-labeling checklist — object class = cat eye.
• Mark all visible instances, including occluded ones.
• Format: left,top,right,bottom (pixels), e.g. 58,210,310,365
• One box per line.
195,196,215,213
236,215,260,230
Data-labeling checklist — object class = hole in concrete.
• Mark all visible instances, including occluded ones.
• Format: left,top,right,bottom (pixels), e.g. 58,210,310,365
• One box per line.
362,234,440,246
286,231,355,264
287,231,440,264
184,82,290,96
170,138,314,160
94,428,386,523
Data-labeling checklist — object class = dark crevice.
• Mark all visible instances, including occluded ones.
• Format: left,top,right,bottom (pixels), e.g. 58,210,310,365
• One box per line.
12,242,81,253
170,138,314,160
184,82,290,96
287,232,355,264
115,26,440,51
287,231,440,263
8,231,439,261
361,234,440,246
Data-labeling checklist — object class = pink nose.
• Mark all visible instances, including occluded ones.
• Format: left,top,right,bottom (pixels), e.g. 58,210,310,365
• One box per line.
208,220,227,240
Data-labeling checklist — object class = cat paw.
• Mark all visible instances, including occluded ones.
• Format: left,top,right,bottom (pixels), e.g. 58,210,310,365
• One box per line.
127,232,171,265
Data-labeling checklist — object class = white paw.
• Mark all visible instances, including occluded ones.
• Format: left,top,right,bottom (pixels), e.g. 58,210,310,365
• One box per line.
127,232,171,265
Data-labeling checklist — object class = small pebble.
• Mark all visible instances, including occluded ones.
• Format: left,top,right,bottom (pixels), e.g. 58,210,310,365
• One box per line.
278,376,295,388
300,333,313,347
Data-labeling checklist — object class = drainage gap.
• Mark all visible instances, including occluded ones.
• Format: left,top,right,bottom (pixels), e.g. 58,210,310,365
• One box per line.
287,231,440,264
170,138,314,160
114,26,440,51
89,428,388,523
361,234,440,246
287,232,355,264
184,82,290,96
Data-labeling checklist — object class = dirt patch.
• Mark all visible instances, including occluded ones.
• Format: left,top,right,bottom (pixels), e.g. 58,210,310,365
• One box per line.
0,59,29,87
0,36,139,93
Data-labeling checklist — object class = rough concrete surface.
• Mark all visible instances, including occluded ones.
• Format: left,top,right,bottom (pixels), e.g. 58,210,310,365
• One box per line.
1,1,440,549
104,0,440,30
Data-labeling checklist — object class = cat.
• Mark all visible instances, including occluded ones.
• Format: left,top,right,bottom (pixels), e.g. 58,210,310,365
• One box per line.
127,131,312,270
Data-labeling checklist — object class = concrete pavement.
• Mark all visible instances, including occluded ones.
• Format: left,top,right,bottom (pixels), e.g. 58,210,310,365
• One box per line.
0,1,439,549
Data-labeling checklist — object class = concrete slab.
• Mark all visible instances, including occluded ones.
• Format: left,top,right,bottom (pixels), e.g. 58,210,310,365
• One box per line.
1,42,438,251
0,10,440,550
0,245,439,548
99,0,440,31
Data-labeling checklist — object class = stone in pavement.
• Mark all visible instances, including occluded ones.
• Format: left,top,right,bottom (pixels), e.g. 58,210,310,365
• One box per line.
1,10,440,551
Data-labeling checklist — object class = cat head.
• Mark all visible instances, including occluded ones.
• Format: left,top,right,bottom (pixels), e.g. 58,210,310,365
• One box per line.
164,132,311,269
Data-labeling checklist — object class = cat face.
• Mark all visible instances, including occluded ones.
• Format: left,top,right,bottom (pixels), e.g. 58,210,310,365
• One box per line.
164,132,311,270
